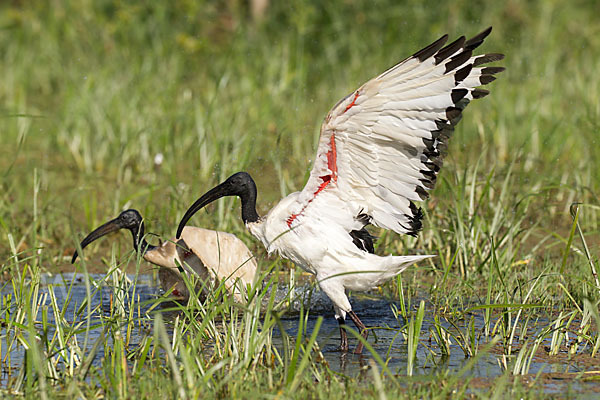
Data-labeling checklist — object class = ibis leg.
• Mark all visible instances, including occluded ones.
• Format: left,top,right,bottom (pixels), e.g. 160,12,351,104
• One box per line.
337,317,348,352
348,311,368,354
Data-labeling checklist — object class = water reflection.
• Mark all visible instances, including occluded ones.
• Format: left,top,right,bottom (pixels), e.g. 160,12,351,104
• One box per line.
0,273,597,394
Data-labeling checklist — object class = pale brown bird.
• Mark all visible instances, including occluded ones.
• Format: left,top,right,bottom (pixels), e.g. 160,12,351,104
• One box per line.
72,209,257,302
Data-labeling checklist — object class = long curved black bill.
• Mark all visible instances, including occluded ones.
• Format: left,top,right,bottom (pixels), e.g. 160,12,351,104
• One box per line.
176,182,232,239
71,218,122,263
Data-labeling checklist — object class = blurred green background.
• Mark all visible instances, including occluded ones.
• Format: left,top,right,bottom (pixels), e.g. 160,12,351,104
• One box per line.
1,0,598,275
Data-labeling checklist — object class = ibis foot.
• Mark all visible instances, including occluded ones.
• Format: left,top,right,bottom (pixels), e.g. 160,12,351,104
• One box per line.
348,311,368,355
337,316,349,352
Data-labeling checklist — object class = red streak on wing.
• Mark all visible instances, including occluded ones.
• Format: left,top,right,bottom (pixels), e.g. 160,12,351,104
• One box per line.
343,91,360,114
286,134,338,228
327,134,338,182
315,175,330,195
286,213,299,227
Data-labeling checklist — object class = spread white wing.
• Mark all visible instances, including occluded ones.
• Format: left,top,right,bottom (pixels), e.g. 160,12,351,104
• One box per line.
297,27,504,235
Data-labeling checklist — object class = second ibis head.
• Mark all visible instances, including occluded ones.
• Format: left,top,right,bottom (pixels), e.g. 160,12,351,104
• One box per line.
72,209,149,263
72,209,258,302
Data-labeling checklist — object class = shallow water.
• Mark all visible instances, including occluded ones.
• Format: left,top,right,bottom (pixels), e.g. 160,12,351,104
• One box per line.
1,274,598,394
0,273,158,387
277,296,503,377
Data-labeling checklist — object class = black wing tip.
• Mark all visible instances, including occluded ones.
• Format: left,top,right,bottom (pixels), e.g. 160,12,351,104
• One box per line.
415,185,429,201
481,66,506,75
349,228,376,254
451,88,469,103
479,75,497,85
454,64,473,84
401,202,424,236
413,34,449,61
419,177,436,190
413,28,502,69
356,212,372,225
472,88,490,99
434,36,466,64
474,53,505,67
419,169,438,190
464,26,493,51
445,106,463,122
444,49,473,74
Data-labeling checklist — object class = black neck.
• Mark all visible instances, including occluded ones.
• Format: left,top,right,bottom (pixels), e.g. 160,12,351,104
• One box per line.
130,221,156,255
240,178,260,224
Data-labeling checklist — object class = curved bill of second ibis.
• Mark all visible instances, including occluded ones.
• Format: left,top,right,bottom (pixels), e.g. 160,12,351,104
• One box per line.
71,217,123,263
176,182,233,239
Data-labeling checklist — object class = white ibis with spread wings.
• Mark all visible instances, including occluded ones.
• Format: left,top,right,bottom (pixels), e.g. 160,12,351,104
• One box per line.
72,209,257,303
177,27,504,353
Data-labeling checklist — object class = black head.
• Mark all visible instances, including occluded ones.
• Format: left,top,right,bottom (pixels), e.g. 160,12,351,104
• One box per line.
176,172,259,238
71,209,145,263
219,172,254,195
114,209,143,230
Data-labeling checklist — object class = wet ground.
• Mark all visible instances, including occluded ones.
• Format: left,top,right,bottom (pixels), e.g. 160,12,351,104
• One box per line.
1,274,599,395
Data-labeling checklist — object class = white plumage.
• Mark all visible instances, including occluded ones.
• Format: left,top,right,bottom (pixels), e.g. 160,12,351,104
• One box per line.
177,27,503,353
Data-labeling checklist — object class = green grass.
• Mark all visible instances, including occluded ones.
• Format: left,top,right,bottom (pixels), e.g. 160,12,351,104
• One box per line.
1,0,599,398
